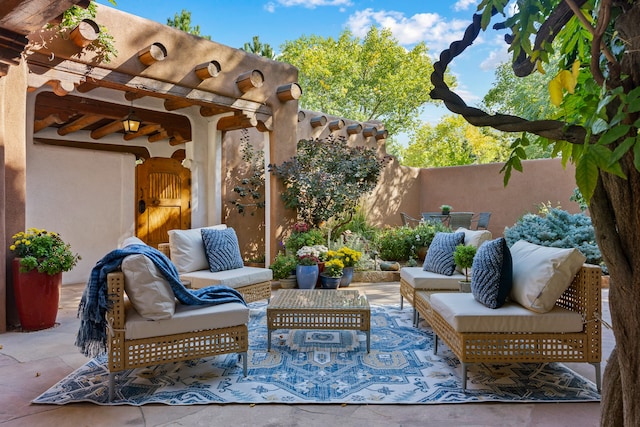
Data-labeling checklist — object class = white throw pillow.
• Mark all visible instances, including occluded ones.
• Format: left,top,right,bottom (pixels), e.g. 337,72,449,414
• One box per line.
121,254,175,320
509,240,586,313
454,228,492,274
455,227,492,247
168,225,227,273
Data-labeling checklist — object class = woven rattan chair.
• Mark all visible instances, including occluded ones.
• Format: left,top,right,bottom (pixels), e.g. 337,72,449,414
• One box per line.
106,271,249,400
158,243,271,303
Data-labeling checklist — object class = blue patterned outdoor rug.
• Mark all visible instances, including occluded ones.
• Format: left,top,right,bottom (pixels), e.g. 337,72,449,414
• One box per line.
33,303,600,405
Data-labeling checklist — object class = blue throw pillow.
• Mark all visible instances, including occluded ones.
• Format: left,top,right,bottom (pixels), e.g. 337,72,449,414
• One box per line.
423,232,465,276
201,227,244,272
470,237,513,309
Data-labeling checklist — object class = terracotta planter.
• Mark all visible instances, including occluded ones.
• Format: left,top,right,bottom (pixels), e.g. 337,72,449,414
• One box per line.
12,259,62,331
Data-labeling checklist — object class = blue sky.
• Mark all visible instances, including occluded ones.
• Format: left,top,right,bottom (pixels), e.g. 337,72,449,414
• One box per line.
96,0,513,125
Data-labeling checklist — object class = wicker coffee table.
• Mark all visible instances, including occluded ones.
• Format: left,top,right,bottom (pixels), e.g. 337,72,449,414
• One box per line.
267,289,371,352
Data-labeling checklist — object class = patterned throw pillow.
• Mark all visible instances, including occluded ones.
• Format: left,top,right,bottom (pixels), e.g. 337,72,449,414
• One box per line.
201,227,244,272
423,232,465,276
470,237,513,309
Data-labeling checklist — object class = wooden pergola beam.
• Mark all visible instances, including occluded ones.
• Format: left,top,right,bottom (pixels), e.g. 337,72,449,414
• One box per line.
90,119,124,139
57,114,102,135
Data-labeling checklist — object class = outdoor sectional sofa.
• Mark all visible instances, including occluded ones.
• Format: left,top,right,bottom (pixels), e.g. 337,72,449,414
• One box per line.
400,227,493,326
406,236,602,391
158,224,272,303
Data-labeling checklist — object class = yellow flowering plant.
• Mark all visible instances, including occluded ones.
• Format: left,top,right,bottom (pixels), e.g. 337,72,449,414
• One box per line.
10,228,81,275
322,258,344,278
334,246,362,268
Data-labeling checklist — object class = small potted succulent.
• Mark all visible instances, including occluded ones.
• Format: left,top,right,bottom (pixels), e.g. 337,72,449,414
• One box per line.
440,204,452,215
453,244,476,292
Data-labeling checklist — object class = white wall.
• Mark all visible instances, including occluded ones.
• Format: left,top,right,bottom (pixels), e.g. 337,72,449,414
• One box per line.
24,88,214,285
26,142,136,285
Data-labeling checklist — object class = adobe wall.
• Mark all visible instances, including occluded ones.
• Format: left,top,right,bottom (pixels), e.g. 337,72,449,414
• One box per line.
418,158,581,236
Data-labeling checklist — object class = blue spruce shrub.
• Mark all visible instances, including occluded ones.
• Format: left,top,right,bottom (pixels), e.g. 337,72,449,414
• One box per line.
504,207,606,273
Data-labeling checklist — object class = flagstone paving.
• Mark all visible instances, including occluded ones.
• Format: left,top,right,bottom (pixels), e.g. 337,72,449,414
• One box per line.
0,281,613,427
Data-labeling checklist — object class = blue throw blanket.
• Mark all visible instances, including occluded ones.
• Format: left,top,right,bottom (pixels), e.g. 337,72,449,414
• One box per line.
75,244,246,357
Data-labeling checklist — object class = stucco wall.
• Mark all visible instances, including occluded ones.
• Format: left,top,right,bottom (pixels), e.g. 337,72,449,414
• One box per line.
418,158,581,237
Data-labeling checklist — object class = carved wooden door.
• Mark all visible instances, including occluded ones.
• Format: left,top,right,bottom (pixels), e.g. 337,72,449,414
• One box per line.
135,157,191,248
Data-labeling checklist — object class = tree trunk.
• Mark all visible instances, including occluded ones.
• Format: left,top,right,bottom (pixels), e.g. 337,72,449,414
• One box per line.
590,155,640,426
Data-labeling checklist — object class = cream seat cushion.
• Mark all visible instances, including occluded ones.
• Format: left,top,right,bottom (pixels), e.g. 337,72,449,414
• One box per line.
400,267,464,290
430,293,583,333
124,301,249,340
168,225,227,273
180,266,273,290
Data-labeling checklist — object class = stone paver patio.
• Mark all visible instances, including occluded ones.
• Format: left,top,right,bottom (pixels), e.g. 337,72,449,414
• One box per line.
0,281,613,427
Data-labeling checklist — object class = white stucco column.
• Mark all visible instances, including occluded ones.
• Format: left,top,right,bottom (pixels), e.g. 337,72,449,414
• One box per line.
206,113,233,225
263,131,272,267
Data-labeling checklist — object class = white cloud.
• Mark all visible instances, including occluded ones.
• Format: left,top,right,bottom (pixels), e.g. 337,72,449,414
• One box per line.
264,2,276,13
277,0,352,8
453,0,479,12
480,49,510,71
346,9,470,54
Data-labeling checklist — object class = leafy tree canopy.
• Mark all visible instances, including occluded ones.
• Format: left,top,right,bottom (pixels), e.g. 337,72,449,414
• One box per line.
279,26,454,137
398,115,511,167
269,135,391,228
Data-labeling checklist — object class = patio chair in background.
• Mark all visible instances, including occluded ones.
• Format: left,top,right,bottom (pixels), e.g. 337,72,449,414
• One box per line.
400,212,421,228
448,212,474,229
472,212,492,230
421,212,445,224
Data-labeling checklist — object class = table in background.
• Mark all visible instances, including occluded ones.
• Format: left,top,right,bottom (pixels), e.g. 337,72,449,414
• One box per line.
266,289,371,352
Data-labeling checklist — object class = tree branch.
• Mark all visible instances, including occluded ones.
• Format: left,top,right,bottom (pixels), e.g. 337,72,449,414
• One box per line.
430,12,594,144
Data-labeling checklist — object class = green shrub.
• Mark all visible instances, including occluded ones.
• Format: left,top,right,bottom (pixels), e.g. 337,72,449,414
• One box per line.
504,207,606,273
372,226,416,261
284,226,325,256
269,253,297,280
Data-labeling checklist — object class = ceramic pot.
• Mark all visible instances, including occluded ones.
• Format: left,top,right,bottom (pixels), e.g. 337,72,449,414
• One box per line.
458,280,472,293
340,266,355,287
279,275,297,289
296,264,319,289
320,274,341,289
12,258,62,331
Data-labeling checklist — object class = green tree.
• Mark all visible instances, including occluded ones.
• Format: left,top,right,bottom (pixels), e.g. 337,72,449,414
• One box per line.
241,35,276,59
400,115,510,167
279,26,454,137
429,1,640,424
166,9,211,40
269,135,390,228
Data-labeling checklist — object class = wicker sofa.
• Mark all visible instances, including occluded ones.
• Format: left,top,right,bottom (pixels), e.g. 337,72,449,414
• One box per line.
400,228,493,326
158,225,272,303
105,270,249,401
420,263,602,391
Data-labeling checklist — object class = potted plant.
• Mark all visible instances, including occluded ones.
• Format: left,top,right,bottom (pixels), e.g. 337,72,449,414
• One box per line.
440,204,452,215
9,228,81,330
320,258,344,289
295,247,320,289
453,244,476,292
284,223,325,256
331,246,362,287
270,253,297,288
